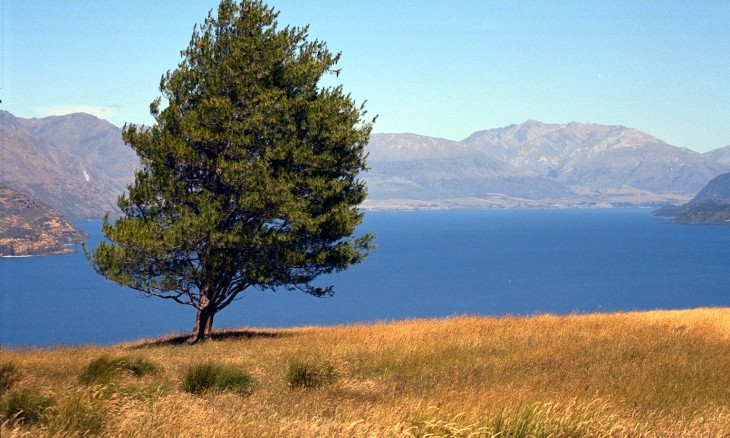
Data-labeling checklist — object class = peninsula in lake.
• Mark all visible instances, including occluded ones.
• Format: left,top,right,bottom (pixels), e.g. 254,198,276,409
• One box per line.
655,172,730,225
0,184,88,256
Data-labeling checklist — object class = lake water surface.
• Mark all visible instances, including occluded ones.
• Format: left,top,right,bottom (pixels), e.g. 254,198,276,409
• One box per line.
1,209,728,347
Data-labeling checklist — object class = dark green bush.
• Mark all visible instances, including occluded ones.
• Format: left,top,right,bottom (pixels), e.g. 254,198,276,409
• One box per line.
1,388,54,425
181,362,255,395
79,355,158,384
284,358,336,389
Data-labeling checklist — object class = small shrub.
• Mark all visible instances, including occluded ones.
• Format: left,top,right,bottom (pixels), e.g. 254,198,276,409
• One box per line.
1,362,20,392
79,355,157,384
181,362,255,395
284,358,336,389
1,388,54,425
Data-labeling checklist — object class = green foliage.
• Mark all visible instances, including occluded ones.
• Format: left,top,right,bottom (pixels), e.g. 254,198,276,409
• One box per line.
284,358,336,389
1,388,54,425
79,355,158,384
181,362,255,395
1,362,19,392
86,0,374,342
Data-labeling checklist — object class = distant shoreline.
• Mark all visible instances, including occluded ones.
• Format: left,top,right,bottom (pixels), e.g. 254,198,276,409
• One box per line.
0,244,82,258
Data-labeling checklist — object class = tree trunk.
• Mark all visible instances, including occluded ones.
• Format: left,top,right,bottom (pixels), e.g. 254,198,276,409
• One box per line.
188,304,216,344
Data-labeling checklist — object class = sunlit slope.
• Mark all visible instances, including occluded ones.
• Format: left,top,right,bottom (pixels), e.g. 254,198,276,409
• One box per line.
2,308,728,437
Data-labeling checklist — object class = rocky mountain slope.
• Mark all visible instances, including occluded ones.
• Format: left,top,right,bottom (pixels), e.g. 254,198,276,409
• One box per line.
365,121,729,209
0,110,138,219
0,184,89,256
655,172,730,225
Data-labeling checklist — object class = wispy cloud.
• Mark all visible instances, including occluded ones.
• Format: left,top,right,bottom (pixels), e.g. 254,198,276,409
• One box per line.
37,104,122,120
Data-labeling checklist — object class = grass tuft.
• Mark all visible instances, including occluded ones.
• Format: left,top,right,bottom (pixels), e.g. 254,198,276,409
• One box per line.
489,405,546,438
284,358,336,389
79,355,158,384
180,362,218,394
181,362,255,395
214,367,256,395
46,394,107,436
0,362,19,392
1,388,54,426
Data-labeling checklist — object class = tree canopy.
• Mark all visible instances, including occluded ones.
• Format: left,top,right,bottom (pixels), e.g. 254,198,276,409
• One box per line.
87,0,374,343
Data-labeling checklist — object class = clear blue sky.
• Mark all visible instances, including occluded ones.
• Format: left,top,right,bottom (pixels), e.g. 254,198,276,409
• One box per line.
2,1,728,152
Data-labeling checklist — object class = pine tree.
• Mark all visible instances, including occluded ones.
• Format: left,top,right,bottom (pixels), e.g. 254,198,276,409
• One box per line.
87,0,374,343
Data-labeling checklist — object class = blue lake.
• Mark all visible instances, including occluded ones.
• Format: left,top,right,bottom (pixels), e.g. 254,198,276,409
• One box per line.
1,209,729,347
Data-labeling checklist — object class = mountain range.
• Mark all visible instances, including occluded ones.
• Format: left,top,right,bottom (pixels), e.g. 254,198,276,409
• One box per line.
2,110,729,219
365,121,730,209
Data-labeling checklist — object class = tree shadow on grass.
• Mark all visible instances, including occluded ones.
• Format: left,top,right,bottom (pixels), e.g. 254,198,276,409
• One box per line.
128,328,295,348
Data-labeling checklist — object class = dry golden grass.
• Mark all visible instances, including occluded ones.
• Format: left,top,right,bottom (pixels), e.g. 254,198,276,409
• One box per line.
1,308,728,437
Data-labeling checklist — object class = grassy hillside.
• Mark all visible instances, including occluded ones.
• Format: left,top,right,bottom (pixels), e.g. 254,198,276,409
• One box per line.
2,308,728,437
